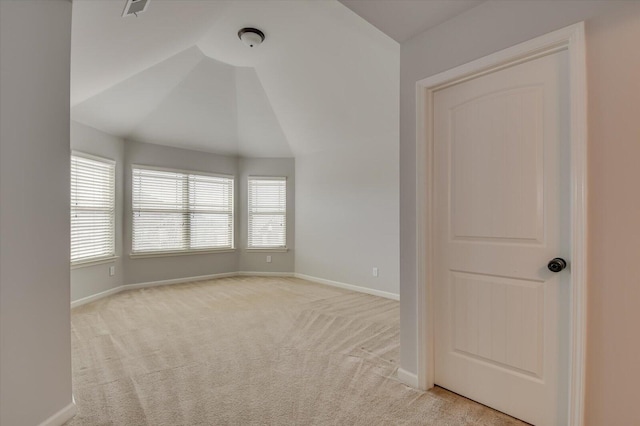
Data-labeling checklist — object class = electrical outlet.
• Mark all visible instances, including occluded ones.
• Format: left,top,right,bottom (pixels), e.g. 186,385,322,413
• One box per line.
109,266,115,276
266,255,272,263
372,267,378,277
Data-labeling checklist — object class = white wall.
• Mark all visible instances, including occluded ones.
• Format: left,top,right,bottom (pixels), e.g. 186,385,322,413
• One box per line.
0,1,74,425
71,121,125,301
398,0,628,404
238,158,295,273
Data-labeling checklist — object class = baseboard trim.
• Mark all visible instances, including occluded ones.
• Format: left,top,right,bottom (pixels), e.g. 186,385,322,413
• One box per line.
121,272,237,291
71,286,123,309
38,400,77,426
294,273,399,301
397,368,420,389
236,271,295,277
71,271,295,307
71,271,397,307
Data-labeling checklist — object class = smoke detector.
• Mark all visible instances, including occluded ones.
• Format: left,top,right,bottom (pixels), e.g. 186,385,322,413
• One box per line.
122,0,150,17
238,28,265,48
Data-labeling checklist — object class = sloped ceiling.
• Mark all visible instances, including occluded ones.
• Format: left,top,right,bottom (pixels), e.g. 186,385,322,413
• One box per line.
71,0,477,157
72,0,293,157
338,0,484,42
73,44,290,157
72,46,205,140
71,0,229,106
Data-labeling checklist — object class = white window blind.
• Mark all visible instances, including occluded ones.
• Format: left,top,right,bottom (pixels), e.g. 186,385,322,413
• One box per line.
132,167,234,254
248,177,286,248
71,153,116,264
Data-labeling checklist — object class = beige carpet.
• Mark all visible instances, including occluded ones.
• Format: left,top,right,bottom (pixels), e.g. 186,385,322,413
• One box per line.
67,276,526,425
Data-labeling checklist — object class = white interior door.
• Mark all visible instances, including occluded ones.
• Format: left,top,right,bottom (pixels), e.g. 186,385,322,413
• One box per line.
433,50,571,426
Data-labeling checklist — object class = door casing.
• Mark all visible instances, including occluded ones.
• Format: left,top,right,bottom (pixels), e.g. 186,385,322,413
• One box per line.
413,23,587,426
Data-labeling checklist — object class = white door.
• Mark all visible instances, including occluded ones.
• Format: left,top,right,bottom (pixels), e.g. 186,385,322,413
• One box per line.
433,50,570,426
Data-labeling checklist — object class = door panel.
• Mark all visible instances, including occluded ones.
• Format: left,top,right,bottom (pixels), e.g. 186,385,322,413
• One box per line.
451,87,543,243
451,271,544,377
433,51,570,426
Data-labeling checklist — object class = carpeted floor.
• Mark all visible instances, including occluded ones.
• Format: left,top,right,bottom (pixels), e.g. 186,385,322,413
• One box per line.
67,276,526,425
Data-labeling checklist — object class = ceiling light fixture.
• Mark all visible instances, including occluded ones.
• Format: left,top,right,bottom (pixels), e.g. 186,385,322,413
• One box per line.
238,28,265,48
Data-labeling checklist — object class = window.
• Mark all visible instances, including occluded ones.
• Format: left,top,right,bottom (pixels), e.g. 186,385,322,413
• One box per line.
71,153,116,264
132,167,234,254
248,177,286,249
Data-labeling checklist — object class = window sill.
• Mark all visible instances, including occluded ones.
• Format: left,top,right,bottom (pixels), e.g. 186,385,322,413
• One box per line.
71,256,118,269
244,247,289,253
130,248,236,259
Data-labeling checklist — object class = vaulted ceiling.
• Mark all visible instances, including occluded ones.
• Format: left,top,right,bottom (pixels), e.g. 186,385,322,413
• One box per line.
72,46,291,157
339,0,483,42
71,0,481,157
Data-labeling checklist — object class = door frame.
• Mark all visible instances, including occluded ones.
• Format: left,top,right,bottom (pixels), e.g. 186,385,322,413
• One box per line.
414,23,587,425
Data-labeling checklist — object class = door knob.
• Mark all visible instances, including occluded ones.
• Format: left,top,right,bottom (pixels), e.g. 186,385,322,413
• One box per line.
547,258,567,273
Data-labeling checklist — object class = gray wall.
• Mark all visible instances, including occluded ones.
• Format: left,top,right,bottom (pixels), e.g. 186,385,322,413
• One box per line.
291,27,400,297
123,140,240,284
0,1,74,425
71,121,125,300
295,143,400,296
398,0,626,391
67,135,296,294
238,157,295,273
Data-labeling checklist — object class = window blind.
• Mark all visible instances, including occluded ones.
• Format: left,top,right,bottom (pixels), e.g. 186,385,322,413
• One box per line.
248,177,286,248
71,154,116,264
132,167,234,254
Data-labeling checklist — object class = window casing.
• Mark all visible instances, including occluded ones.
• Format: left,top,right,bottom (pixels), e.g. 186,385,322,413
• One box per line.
132,166,234,254
71,153,116,265
248,177,287,249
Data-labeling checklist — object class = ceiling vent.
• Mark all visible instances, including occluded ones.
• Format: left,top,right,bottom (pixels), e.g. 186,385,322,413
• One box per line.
122,0,150,17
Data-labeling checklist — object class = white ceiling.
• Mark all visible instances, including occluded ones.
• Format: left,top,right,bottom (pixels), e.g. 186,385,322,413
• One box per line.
73,45,291,157
71,0,228,106
338,0,484,42
71,0,480,157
